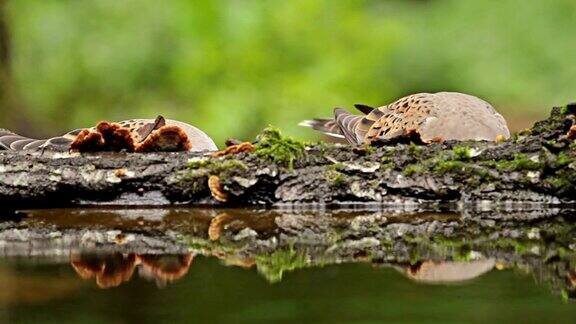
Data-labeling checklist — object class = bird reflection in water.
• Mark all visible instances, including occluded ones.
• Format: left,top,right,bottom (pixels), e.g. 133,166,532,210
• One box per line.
70,253,193,289
399,259,496,284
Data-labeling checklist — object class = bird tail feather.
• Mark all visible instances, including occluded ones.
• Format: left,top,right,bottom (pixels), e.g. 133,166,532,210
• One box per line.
298,118,345,139
0,129,71,151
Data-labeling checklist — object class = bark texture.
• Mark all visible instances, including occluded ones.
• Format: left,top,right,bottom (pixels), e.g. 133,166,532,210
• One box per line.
0,105,575,208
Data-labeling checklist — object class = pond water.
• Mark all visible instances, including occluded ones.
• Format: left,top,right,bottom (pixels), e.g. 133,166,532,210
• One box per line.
0,207,574,323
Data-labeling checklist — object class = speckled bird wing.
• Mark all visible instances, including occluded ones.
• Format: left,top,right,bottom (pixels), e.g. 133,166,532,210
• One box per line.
116,118,163,143
358,92,510,143
107,117,218,151
1,118,218,152
52,117,217,152
332,95,437,145
301,92,510,145
360,93,437,143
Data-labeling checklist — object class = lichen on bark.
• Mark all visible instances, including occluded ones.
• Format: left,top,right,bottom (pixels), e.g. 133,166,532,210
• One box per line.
0,104,575,207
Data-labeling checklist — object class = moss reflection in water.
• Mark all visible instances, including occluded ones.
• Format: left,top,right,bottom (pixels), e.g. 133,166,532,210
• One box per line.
1,256,576,323
255,248,309,283
1,206,576,322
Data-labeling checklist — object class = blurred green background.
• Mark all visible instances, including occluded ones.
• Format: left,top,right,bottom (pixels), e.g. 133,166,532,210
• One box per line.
1,0,575,147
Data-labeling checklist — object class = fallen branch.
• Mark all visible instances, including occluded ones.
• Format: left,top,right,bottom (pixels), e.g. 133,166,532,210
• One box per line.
0,105,575,207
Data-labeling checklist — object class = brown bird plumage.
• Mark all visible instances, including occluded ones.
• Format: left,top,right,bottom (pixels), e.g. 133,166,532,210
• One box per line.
300,92,511,144
0,116,218,152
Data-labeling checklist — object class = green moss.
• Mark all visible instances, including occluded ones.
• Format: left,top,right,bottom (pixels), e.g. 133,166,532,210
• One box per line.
433,160,466,173
255,127,306,168
325,169,347,188
402,155,481,177
216,160,248,173
187,159,210,169
561,290,571,303
454,244,473,262
545,175,575,195
255,248,308,283
474,167,494,180
496,153,543,172
380,156,395,169
327,162,345,171
556,152,574,168
187,158,248,175
180,179,207,195
408,142,423,156
409,248,421,265
428,236,541,258
314,141,330,153
363,144,377,155
403,164,423,176
530,107,570,136
453,146,472,160
178,159,249,195
380,239,393,249
181,158,248,195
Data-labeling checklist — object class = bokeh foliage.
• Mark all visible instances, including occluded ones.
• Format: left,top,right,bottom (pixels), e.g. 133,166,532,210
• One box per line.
2,0,576,146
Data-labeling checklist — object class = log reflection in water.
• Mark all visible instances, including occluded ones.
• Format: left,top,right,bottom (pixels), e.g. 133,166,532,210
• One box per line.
2,206,576,298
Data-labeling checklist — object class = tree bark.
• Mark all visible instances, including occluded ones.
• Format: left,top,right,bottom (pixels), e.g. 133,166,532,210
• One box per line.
0,105,575,208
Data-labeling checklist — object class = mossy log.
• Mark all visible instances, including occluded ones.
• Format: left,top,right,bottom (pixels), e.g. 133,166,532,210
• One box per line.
0,105,575,208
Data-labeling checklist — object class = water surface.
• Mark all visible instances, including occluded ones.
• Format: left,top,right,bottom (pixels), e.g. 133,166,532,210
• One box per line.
0,207,574,323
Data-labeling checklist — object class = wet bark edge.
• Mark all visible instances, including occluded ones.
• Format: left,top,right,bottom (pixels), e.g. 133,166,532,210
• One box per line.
0,105,575,208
